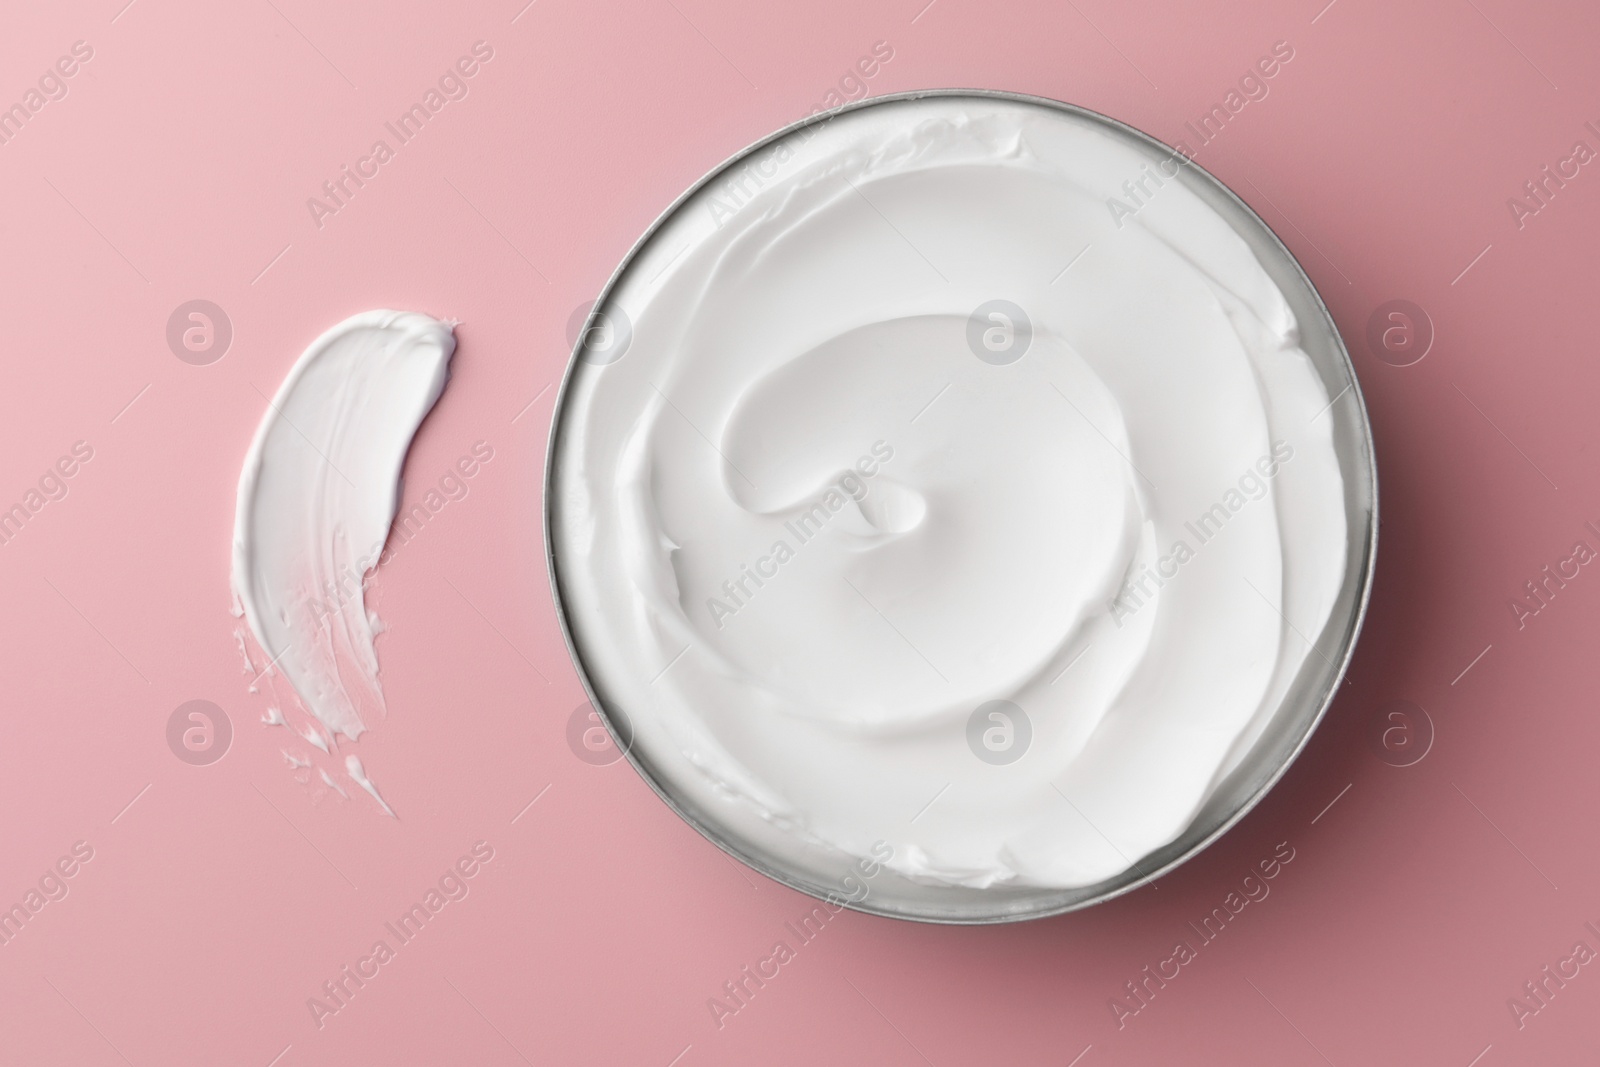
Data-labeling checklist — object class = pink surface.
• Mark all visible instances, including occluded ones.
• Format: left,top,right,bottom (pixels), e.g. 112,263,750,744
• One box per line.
1,0,1596,1063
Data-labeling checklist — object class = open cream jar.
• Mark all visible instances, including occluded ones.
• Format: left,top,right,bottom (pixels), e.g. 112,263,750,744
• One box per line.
546,91,1376,923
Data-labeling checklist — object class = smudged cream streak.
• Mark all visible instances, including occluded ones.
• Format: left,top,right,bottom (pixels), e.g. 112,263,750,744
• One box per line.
232,309,456,816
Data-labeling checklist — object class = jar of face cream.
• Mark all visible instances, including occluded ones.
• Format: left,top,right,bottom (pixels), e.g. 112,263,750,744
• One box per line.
546,91,1376,923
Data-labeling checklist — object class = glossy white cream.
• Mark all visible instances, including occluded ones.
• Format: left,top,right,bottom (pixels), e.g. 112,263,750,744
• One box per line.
552,97,1347,891
232,310,455,816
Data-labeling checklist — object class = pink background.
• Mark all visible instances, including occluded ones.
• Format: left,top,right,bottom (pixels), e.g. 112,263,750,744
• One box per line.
1,0,1596,1062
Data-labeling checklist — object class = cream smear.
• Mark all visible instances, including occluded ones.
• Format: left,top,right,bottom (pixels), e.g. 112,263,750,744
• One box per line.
550,97,1349,892
232,310,455,815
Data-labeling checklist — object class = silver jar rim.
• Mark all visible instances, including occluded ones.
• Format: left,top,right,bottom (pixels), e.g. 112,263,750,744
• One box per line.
542,88,1378,924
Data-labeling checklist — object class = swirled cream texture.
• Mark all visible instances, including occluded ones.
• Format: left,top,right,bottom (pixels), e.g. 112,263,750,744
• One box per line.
551,98,1347,890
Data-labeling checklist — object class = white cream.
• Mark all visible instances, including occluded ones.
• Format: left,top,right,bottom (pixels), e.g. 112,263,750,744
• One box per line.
345,756,394,816
232,310,456,816
551,97,1348,892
